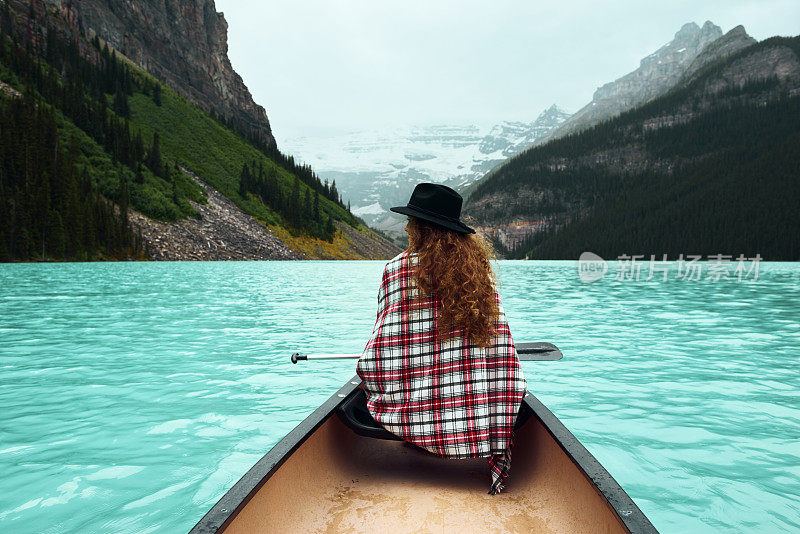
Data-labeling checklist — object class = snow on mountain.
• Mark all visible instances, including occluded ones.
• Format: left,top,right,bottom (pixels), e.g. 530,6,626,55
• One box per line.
536,21,723,145
281,105,571,239
351,202,385,217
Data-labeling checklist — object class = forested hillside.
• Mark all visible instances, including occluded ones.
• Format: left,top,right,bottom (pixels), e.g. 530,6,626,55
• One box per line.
465,36,800,260
0,3,361,261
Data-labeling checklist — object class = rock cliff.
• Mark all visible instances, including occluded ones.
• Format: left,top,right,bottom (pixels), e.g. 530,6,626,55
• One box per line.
62,0,274,147
537,21,723,144
679,25,757,82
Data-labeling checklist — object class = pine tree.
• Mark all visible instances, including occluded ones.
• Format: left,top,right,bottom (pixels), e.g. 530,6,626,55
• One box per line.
119,173,129,245
289,176,300,225
133,130,144,163
238,162,250,198
146,132,162,177
326,214,335,239
303,188,312,224
266,166,277,201
330,180,338,203
152,82,161,106
113,84,129,117
1,3,12,37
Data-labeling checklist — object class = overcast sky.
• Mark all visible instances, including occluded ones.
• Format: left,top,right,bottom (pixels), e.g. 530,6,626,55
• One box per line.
215,0,800,142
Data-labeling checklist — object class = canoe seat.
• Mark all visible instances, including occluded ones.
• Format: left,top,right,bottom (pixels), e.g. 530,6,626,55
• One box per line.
336,388,533,442
336,388,403,441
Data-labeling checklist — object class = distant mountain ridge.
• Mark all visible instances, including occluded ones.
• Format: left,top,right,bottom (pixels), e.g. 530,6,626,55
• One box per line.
451,104,572,188
533,21,728,147
464,32,800,260
462,21,770,249
285,21,748,244
680,25,757,82
284,105,571,242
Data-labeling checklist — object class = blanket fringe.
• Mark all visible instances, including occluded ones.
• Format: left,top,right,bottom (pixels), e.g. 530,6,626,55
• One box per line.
487,441,513,495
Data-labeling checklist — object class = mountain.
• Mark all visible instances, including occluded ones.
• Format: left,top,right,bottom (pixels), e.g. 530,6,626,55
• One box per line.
464,34,800,260
679,25,757,82
534,21,725,147
283,105,571,242
453,105,573,188
51,0,275,148
0,0,399,261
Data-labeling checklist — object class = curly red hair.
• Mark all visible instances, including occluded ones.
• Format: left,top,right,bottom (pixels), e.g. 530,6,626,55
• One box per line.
405,217,500,347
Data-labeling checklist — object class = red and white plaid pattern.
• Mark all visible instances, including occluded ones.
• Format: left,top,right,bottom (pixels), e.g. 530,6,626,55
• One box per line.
357,251,527,494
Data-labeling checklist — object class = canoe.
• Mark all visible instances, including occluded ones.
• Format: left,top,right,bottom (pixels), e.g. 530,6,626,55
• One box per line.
190,358,657,533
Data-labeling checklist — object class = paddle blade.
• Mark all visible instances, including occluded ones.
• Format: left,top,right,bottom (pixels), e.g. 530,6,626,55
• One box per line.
517,342,563,361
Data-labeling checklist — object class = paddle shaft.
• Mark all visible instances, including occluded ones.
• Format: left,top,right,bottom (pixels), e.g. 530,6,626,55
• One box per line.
291,342,562,363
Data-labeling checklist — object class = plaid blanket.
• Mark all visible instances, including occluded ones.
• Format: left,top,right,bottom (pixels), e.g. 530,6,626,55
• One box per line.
357,251,527,494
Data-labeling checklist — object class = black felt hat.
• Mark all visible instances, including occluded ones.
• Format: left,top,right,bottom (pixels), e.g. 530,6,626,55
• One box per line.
390,183,475,234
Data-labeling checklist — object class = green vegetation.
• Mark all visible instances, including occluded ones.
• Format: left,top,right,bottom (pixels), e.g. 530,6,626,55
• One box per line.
238,161,337,240
130,82,354,236
470,36,800,260
0,86,145,260
0,2,357,260
0,13,147,259
510,102,800,260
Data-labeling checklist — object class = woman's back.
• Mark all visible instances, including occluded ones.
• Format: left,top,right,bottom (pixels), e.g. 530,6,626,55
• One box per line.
357,249,527,493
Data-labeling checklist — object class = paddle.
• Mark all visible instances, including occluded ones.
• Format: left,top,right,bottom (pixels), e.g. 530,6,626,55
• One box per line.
291,342,563,363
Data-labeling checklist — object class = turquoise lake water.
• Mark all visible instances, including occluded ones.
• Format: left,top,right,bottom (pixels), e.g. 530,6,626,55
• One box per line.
1,260,799,533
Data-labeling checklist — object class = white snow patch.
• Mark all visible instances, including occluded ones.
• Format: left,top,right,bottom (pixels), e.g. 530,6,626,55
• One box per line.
352,202,385,216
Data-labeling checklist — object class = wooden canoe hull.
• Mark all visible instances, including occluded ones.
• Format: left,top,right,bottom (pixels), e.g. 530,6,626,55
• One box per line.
190,378,657,533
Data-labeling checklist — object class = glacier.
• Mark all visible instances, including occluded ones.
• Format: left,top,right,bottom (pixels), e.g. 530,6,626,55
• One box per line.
280,105,571,240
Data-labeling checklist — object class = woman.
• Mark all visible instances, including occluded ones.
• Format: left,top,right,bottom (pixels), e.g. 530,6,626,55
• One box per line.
357,183,527,495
